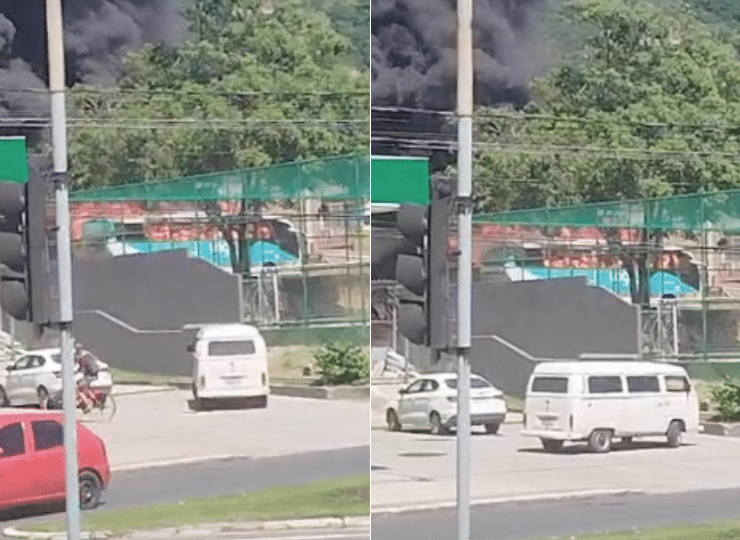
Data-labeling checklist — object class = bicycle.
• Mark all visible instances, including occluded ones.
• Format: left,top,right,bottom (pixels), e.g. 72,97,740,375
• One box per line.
76,386,116,422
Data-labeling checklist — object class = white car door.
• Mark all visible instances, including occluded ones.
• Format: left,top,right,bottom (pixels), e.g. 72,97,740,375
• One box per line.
397,379,425,426
6,356,33,404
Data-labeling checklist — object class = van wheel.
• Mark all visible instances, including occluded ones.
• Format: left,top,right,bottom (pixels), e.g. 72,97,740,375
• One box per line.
484,423,500,435
79,471,102,510
541,438,564,452
430,412,449,435
588,429,612,453
0,386,7,407
255,395,268,408
387,409,401,431
666,420,683,448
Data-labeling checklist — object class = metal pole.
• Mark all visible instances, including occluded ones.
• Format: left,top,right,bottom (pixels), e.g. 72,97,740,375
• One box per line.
457,0,473,535
46,2,80,539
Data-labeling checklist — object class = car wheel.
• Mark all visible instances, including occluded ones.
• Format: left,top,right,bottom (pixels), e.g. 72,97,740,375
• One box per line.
79,471,102,510
666,420,683,448
430,412,449,435
588,429,612,453
621,436,633,445
386,409,401,431
541,438,564,452
0,386,7,407
484,422,500,435
37,386,49,410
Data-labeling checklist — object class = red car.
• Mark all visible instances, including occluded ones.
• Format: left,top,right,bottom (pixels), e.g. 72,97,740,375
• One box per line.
0,410,111,511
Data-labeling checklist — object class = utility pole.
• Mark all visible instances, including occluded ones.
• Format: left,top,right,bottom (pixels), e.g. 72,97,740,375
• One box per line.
46,1,81,539
456,0,474,536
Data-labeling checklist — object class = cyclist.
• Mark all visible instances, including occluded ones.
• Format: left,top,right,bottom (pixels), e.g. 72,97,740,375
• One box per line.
75,345,99,411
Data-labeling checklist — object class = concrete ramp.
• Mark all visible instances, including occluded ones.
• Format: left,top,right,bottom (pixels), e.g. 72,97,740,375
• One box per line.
470,278,639,398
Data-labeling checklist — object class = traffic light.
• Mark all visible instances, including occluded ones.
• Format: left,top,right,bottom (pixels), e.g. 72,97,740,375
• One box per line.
0,175,49,324
395,185,452,349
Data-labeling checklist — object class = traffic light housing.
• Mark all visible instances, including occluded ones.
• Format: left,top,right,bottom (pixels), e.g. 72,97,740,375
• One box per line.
0,175,49,324
395,185,452,349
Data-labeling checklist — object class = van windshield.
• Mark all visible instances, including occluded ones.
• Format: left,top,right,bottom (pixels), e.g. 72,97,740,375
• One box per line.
207,341,256,356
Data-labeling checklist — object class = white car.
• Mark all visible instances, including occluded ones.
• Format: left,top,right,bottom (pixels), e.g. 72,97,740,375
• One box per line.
0,348,113,408
385,372,507,435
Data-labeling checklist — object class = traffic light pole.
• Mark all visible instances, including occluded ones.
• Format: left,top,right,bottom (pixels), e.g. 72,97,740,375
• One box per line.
456,0,473,537
46,1,81,539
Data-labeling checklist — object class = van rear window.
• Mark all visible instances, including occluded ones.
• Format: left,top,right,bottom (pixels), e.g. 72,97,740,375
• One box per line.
588,376,623,393
208,340,256,356
531,377,568,393
665,375,690,392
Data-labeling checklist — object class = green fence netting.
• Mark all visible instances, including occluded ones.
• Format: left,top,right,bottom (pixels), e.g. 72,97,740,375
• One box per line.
71,154,370,202
475,189,740,233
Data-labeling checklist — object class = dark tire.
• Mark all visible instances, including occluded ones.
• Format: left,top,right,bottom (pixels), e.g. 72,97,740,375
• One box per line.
0,386,7,407
588,429,612,453
256,395,268,408
386,409,401,431
79,471,102,510
37,387,49,410
666,420,683,448
430,412,449,435
621,436,633,445
541,438,564,452
484,422,500,435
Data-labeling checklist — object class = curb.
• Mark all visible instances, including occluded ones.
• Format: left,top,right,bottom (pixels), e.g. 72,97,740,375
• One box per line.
116,381,370,400
370,489,643,515
701,421,740,437
3,516,371,539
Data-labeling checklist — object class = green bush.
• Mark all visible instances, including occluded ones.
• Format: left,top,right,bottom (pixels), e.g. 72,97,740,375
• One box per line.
709,377,740,422
313,343,369,386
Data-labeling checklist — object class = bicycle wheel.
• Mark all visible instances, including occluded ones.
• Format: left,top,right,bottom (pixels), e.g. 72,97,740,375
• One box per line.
97,394,116,422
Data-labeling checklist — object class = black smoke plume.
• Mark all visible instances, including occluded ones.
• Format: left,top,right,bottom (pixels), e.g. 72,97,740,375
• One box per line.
372,0,544,110
0,1,185,128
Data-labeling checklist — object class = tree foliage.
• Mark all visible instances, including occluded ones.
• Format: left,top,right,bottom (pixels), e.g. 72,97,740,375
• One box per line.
475,0,740,213
67,0,369,189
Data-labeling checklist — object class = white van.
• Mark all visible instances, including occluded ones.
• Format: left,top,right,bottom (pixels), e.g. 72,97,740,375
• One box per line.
522,361,699,453
188,324,270,409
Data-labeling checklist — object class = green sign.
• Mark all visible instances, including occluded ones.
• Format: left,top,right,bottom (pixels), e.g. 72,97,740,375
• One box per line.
0,137,29,183
371,156,430,205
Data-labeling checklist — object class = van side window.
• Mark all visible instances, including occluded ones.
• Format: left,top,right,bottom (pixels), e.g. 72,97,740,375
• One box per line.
666,375,690,392
531,377,568,393
588,376,622,393
0,423,25,458
208,340,256,356
627,376,660,393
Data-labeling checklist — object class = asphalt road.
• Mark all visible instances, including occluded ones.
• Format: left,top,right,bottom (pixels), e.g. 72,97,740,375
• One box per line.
371,488,740,540
372,422,740,510
1,446,369,528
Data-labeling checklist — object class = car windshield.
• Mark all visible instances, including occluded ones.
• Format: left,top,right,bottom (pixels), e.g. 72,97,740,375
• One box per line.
444,377,492,390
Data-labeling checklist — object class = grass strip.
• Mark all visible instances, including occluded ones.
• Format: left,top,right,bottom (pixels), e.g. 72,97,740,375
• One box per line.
539,519,740,540
26,474,369,535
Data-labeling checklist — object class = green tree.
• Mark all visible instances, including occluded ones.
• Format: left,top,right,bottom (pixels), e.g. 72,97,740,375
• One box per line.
474,0,740,303
67,0,369,189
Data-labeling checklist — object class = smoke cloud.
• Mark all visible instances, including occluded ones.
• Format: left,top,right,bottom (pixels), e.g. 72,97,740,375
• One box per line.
372,0,545,110
0,1,186,122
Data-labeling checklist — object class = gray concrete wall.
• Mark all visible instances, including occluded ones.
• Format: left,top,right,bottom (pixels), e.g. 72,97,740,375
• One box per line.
72,250,241,376
470,279,639,398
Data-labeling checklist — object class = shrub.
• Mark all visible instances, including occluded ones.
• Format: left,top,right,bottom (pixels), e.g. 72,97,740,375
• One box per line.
709,377,740,422
313,342,369,386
